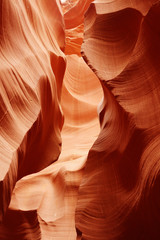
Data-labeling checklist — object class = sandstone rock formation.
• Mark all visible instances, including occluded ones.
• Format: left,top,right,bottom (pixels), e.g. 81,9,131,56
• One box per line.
76,1,160,239
0,0,160,239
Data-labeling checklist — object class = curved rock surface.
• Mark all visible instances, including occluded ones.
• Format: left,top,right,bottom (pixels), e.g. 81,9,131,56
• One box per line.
0,0,66,222
76,1,160,240
1,0,160,239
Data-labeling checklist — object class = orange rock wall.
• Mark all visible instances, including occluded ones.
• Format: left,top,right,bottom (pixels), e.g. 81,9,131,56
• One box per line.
0,0,160,239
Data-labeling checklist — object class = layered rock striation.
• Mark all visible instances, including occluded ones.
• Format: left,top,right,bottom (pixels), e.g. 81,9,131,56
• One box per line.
1,0,160,239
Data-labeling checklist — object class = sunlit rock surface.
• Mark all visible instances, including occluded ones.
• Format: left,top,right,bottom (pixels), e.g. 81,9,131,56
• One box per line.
0,0,66,223
0,0,160,239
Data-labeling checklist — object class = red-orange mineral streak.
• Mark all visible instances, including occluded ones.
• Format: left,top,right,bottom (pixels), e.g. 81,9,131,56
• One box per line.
0,0,160,239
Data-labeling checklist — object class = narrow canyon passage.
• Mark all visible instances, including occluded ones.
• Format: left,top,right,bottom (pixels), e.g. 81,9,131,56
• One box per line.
1,0,160,239
5,49,102,240
0,1,103,238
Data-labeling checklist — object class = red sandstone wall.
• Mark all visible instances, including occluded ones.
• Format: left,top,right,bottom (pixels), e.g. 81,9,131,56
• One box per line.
0,0,160,239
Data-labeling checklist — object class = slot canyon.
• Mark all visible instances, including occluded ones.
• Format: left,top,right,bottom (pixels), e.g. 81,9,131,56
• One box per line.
1,0,160,239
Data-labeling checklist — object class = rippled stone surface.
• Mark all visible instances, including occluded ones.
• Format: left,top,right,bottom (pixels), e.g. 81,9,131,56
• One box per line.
1,0,160,239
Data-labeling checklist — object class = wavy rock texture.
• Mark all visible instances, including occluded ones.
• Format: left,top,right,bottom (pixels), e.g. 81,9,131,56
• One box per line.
0,0,66,225
1,0,160,239
76,1,160,240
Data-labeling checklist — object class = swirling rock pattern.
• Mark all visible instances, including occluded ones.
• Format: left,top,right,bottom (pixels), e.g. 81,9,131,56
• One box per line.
0,0,65,223
76,1,160,240
0,0,160,239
